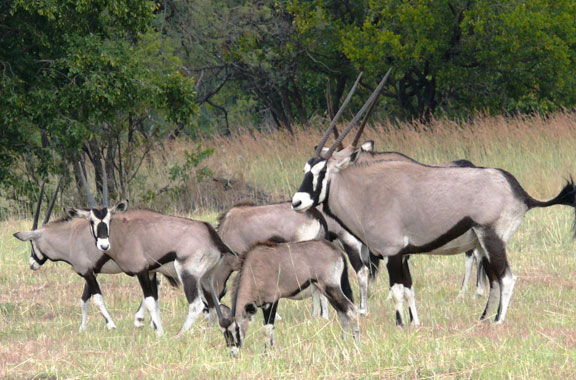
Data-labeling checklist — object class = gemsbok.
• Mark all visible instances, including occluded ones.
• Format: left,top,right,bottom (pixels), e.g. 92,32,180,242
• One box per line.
15,163,231,335
212,201,331,319
13,182,178,331
291,71,576,325
340,140,488,320
219,240,359,357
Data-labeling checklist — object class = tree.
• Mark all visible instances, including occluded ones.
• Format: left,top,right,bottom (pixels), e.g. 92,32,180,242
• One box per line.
0,0,197,201
291,0,576,120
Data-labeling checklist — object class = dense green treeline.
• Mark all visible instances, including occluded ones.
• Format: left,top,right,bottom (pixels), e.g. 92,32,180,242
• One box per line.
1,0,576,205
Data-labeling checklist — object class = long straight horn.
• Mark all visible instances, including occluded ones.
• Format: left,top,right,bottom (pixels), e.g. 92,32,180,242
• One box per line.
351,67,392,149
78,161,96,209
313,72,363,158
32,182,46,230
101,159,108,209
332,126,344,151
324,69,392,159
43,178,62,225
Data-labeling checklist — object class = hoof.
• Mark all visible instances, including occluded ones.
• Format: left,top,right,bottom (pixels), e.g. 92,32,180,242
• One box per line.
106,323,117,330
134,318,145,328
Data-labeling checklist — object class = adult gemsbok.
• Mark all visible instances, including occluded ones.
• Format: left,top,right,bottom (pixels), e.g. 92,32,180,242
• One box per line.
15,163,231,335
291,70,576,325
13,179,178,331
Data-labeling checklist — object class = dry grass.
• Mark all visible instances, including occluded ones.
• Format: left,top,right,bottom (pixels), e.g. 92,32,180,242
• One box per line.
2,112,576,379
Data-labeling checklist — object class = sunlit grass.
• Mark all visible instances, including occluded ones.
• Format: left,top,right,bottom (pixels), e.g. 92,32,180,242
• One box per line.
2,112,576,378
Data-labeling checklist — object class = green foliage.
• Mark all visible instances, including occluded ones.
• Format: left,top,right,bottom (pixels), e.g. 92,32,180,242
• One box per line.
290,0,576,118
168,144,214,186
0,0,197,202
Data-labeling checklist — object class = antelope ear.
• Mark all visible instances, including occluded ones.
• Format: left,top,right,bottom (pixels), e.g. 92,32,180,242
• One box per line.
361,140,374,152
65,208,91,219
318,147,330,158
110,199,129,214
334,155,353,171
242,302,257,317
13,231,41,241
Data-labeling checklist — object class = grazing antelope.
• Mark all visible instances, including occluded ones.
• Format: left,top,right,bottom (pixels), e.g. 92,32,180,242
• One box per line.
219,240,359,357
292,71,576,325
212,201,332,319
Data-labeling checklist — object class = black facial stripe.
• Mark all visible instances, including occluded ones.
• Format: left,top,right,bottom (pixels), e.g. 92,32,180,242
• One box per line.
96,221,109,239
30,243,48,265
92,208,109,219
296,163,327,206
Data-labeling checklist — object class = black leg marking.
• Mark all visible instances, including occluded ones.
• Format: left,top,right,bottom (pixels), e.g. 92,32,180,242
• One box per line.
395,311,404,326
342,242,364,273
262,301,279,326
137,272,157,329
181,272,199,305
387,254,405,326
81,281,91,303
323,286,352,314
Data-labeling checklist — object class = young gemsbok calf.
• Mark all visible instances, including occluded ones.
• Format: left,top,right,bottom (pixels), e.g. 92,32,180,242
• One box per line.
214,200,379,318
292,71,576,326
219,240,359,357
211,201,332,319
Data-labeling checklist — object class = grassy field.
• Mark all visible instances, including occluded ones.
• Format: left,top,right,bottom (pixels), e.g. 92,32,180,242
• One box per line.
2,113,576,379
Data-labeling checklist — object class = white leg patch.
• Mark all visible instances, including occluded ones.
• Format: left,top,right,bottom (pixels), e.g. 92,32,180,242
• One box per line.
134,300,146,328
357,266,369,315
496,270,517,324
143,296,163,336
403,287,420,327
92,294,117,330
390,283,405,325
79,299,90,332
264,324,275,349
179,296,204,334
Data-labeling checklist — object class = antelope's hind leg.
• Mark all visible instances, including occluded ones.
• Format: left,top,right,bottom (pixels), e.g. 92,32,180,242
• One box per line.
323,285,360,341
475,229,517,324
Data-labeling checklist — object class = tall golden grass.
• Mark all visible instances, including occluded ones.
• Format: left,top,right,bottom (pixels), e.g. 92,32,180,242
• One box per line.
1,112,576,379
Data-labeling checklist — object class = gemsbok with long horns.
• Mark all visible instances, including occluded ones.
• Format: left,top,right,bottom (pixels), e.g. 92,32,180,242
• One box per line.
15,163,231,335
12,178,145,331
219,240,359,357
330,139,488,322
292,69,576,325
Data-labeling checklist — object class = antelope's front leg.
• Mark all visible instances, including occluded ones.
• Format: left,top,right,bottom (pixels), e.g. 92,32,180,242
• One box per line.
137,271,163,336
81,273,117,331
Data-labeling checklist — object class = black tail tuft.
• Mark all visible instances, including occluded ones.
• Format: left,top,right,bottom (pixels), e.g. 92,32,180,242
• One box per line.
529,177,576,208
368,252,381,280
528,176,576,238
340,254,354,303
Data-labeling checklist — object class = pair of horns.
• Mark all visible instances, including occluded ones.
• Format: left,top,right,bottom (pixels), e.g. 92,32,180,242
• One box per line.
77,158,108,209
32,178,62,230
314,68,392,160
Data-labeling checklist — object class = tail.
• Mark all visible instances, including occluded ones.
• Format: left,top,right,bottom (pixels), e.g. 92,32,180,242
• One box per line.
162,274,180,287
526,178,576,209
368,252,381,280
525,177,576,237
340,254,354,303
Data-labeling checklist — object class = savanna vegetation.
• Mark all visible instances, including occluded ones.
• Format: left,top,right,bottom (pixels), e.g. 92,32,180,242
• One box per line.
2,114,576,379
2,0,576,379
